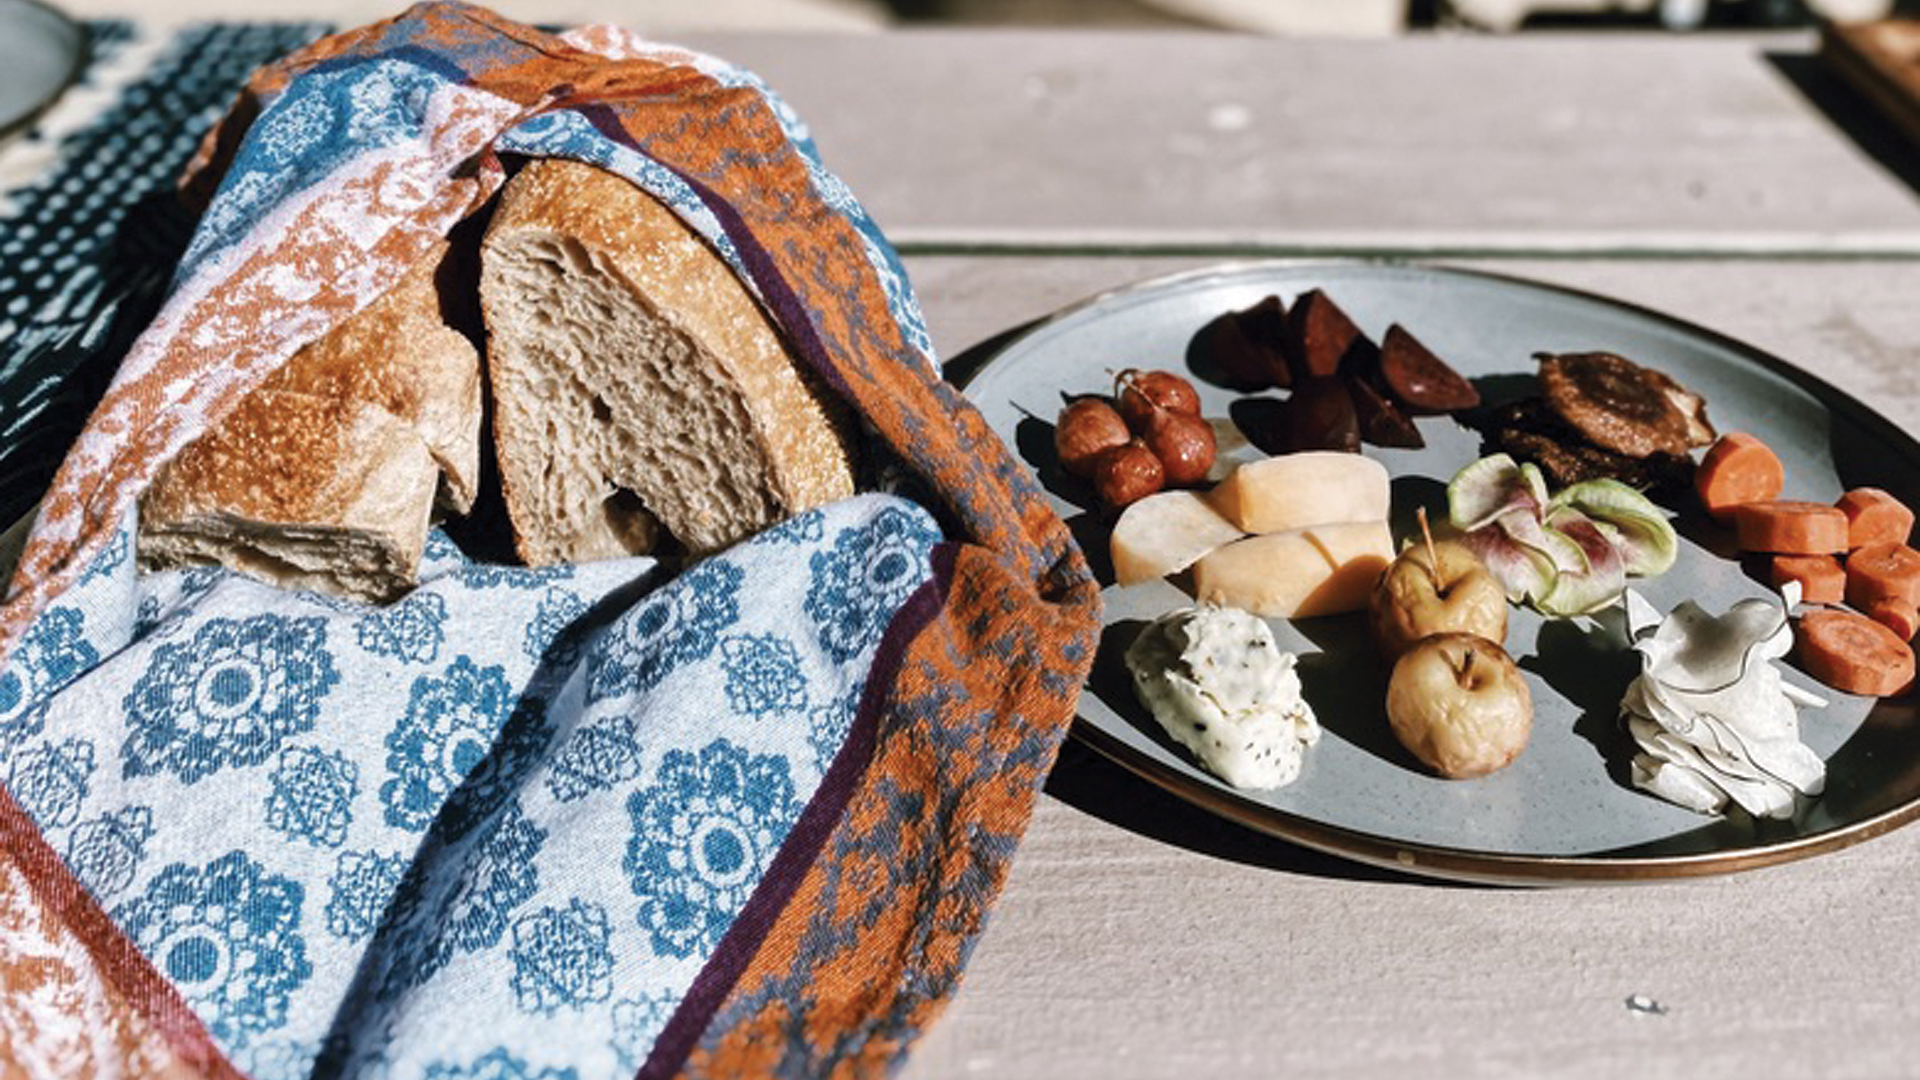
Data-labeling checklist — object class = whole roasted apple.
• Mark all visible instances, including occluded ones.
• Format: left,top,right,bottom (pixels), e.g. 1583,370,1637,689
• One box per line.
1370,536,1507,660
1386,632,1532,779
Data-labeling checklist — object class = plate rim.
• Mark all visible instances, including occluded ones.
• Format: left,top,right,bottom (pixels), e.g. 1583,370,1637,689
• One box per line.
0,0,87,146
954,256,1920,886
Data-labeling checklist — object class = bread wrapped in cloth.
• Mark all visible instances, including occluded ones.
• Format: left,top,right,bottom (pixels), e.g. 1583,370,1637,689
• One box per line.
137,240,481,601
479,158,854,565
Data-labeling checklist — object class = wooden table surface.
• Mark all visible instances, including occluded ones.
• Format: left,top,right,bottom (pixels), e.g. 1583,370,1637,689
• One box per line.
11,19,1920,1078
663,27,1920,1080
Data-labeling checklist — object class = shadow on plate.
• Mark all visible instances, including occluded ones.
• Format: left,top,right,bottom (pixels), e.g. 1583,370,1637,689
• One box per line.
1063,617,1463,886
1522,613,1638,788
942,318,1041,389
1288,612,1421,772
1043,737,1449,887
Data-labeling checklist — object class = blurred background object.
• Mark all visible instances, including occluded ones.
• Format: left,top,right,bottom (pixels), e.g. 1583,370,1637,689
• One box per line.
0,0,85,146
31,0,1918,31
1823,15,1920,143
46,0,892,29
1443,0,1892,32
889,0,1906,31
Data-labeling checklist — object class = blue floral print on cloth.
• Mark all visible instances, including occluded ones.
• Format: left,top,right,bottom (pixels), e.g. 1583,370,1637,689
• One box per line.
624,738,801,959
265,746,359,848
326,849,409,942
357,592,448,665
508,898,617,1015
0,608,98,741
65,804,155,899
113,850,313,1049
121,614,341,783
381,656,516,831
0,492,942,1079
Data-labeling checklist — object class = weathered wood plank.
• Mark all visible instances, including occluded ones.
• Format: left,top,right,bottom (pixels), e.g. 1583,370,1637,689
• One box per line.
686,30,1920,254
912,743,1920,1080
898,253,1920,1080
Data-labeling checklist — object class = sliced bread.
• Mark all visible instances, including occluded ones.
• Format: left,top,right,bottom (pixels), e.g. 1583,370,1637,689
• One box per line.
139,390,438,602
138,241,481,601
478,158,854,565
257,240,483,512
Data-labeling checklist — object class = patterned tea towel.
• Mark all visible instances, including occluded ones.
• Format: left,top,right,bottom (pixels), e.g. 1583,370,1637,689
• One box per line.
0,5,1100,1078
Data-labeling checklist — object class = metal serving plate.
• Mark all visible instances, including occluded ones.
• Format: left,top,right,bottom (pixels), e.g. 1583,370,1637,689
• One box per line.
959,260,1920,885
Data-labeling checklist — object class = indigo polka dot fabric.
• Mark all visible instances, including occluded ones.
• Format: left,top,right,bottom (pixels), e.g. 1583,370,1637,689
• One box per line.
0,20,332,530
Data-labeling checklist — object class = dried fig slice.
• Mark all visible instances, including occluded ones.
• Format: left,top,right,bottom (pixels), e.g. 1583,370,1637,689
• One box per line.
1490,410,1694,494
1379,324,1480,414
1283,376,1361,453
1348,374,1424,449
1287,289,1374,382
1643,367,1716,447
1203,295,1291,391
1537,351,1692,459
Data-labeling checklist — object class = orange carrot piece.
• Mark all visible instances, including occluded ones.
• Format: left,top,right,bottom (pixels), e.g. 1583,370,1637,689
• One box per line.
1845,542,1920,609
1867,598,1920,642
1797,609,1915,697
1836,487,1915,550
1733,501,1850,555
1696,432,1784,520
1771,554,1845,605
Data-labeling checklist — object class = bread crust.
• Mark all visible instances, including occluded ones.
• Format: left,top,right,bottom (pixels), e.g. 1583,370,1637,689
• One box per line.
139,389,436,601
137,242,480,600
260,239,483,512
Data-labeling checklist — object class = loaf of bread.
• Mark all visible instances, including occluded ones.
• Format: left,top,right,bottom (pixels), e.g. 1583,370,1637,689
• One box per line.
138,241,482,601
254,247,483,513
479,158,854,565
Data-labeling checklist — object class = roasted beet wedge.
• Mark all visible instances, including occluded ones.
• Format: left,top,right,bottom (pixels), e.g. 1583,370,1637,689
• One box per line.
1202,295,1291,390
1287,289,1375,382
1283,376,1361,453
1348,374,1425,449
1379,324,1479,414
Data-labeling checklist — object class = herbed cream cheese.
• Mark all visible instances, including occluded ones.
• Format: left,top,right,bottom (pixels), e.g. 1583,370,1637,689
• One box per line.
1125,605,1320,790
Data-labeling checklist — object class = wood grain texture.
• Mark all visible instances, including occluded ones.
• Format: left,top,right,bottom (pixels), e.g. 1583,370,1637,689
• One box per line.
900,254,1920,1080
685,30,1920,254
1822,19,1920,149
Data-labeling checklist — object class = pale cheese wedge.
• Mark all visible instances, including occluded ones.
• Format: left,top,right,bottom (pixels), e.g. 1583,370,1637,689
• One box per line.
1207,451,1391,535
1193,520,1394,619
1111,490,1246,586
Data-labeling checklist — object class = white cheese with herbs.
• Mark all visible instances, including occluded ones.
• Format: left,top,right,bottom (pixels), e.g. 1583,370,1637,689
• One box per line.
1125,605,1320,790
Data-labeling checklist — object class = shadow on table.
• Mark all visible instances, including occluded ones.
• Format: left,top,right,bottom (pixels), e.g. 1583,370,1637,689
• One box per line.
1042,738,1467,887
1764,49,1920,198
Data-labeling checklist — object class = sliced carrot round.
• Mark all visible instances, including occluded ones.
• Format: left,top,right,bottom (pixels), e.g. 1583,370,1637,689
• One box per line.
1845,542,1920,609
1696,432,1784,520
1771,554,1845,605
1866,598,1920,643
1836,487,1915,551
1733,500,1849,555
1797,609,1915,697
